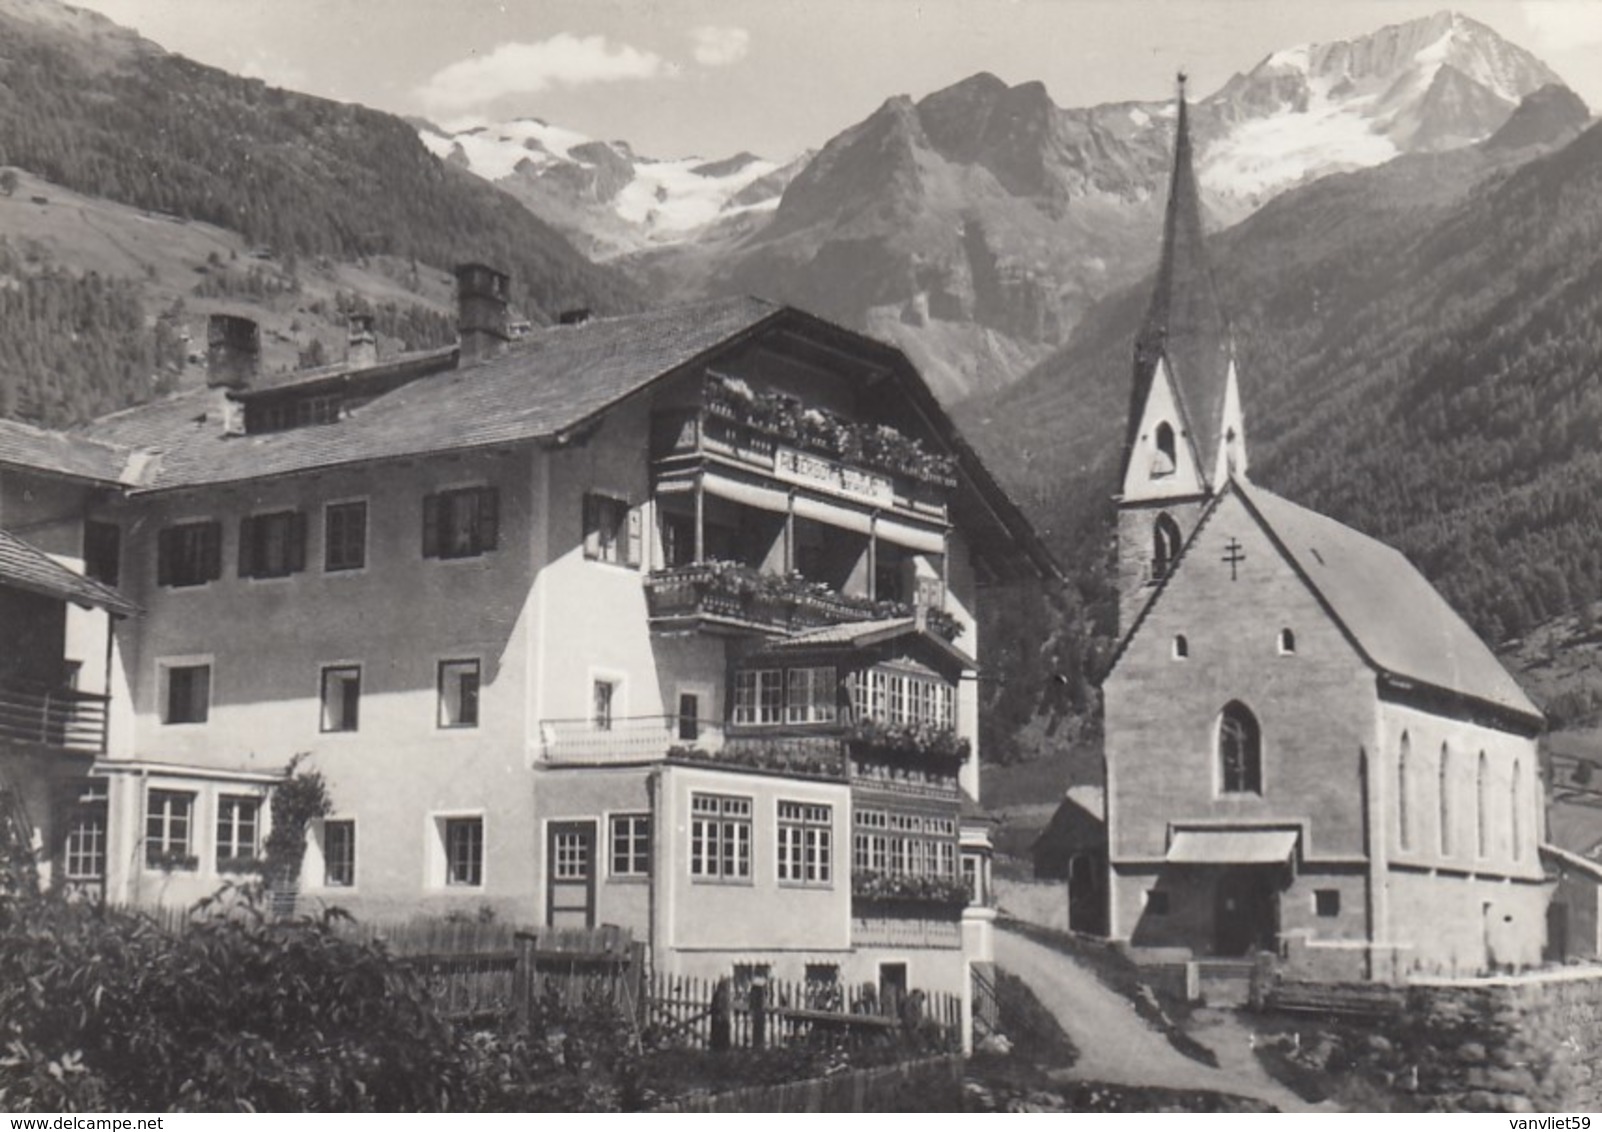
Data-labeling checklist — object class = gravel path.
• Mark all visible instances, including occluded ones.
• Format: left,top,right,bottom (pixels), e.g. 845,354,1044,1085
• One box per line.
994,925,1325,1112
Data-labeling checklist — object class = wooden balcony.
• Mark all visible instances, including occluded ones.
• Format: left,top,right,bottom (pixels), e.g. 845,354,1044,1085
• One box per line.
645,563,954,638
651,398,952,522
0,681,108,754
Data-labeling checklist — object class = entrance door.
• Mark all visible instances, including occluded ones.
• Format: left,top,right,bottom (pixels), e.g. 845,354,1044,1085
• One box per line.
1213,868,1279,956
546,821,596,929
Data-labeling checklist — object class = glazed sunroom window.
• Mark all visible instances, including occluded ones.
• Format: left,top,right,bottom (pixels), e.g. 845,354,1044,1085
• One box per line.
850,668,955,729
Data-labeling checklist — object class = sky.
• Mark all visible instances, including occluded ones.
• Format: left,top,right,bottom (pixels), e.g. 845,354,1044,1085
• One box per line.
68,0,1602,159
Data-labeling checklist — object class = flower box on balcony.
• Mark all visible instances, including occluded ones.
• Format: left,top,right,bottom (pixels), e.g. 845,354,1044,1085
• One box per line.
669,737,846,780
851,870,969,910
846,718,971,764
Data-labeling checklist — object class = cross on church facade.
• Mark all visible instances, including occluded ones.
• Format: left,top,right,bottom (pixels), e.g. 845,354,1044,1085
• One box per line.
1222,537,1245,581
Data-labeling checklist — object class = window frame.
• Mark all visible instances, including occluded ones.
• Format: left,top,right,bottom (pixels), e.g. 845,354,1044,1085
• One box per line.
440,815,485,888
321,818,356,888
215,794,262,872
1217,701,1263,796
1314,889,1341,917
437,658,482,730
776,800,833,887
689,793,752,883
156,519,223,589
161,659,213,726
145,788,197,869
583,493,640,567
63,788,108,881
422,486,500,561
609,813,651,880
238,508,308,580
323,499,368,573
319,664,362,734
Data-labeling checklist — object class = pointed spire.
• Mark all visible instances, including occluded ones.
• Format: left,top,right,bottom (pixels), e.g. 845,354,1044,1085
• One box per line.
1122,72,1237,489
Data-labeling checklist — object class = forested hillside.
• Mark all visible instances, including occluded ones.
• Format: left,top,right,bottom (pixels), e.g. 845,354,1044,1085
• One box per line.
965,97,1600,758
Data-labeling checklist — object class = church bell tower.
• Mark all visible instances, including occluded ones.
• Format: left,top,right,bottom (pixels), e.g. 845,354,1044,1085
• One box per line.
1116,75,1247,634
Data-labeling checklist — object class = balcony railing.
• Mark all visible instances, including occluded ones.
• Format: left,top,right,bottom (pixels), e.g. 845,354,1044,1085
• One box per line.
537,716,847,780
0,681,109,754
645,562,963,640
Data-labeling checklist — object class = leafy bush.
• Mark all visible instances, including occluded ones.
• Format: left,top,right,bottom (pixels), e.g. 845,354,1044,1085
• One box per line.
0,887,478,1112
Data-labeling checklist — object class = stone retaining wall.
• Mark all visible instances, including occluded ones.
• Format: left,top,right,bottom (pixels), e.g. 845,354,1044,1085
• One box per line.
654,1053,965,1112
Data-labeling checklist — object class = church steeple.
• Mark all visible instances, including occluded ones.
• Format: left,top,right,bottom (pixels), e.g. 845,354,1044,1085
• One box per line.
1120,73,1245,497
1114,74,1247,635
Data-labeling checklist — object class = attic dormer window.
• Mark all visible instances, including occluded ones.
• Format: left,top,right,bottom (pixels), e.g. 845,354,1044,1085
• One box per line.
1151,422,1177,478
247,393,343,434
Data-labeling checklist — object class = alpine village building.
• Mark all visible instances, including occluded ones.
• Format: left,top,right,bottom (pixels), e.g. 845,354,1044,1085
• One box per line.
0,273,1057,1020
1102,85,1549,979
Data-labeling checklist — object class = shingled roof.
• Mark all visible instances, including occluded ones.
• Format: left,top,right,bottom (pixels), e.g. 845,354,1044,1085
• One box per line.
0,418,136,485
0,527,138,615
1123,85,1235,489
80,296,781,490
1239,480,1540,725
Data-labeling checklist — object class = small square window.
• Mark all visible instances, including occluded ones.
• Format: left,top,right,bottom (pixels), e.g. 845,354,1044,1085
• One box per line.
324,501,367,572
323,819,356,887
164,664,211,725
1314,889,1340,917
444,817,484,887
320,665,361,732
438,660,481,728
1145,889,1170,915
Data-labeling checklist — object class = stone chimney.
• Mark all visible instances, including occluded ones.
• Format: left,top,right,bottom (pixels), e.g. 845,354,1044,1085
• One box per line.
207,313,256,437
206,314,259,389
347,312,378,368
455,263,510,363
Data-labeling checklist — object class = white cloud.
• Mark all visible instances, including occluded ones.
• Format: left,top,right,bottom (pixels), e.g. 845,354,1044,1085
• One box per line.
691,25,750,67
1520,1,1602,50
418,34,670,114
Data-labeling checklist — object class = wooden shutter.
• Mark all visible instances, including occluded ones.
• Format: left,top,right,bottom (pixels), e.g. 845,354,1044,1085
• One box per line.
478,488,499,552
156,527,174,587
288,511,308,573
626,505,643,567
421,493,441,558
237,516,256,578
202,522,223,582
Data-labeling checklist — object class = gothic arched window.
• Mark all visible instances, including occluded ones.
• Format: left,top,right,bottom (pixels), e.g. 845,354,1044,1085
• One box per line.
1476,750,1489,859
1152,513,1182,580
1511,759,1523,861
1152,422,1177,478
1172,634,1189,659
1439,744,1452,856
1218,701,1261,795
1397,733,1411,851
1278,628,1296,655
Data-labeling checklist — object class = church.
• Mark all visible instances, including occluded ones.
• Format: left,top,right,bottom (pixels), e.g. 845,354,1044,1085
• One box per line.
1100,84,1548,980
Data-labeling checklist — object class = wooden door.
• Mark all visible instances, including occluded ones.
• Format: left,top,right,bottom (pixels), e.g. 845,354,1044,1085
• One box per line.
546,821,596,929
1213,868,1278,956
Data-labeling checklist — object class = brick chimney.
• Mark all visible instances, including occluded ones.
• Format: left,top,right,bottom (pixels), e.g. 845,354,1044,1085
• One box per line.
455,263,510,363
347,312,378,368
207,314,256,437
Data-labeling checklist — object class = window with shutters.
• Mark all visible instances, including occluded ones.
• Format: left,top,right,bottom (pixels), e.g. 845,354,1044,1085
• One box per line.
239,510,307,579
422,487,499,560
583,494,639,566
156,521,222,588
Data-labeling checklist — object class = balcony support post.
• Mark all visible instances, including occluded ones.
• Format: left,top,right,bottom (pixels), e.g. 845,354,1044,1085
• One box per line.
693,473,705,563
867,514,879,601
784,489,796,574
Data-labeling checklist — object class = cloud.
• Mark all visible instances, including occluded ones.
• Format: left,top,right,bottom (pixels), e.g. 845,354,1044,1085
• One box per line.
1520,1,1602,50
691,25,750,67
418,34,670,114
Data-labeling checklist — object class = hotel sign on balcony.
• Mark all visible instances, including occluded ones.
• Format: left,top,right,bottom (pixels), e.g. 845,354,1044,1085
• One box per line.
774,446,895,506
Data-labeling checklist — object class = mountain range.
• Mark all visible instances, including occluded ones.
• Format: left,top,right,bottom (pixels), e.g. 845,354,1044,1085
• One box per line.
426,10,1567,403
